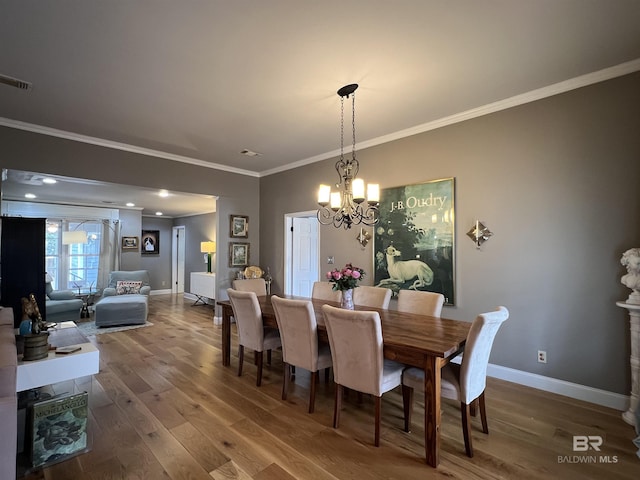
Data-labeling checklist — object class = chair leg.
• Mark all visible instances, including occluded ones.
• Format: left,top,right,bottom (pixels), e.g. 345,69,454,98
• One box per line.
282,363,290,400
237,345,244,377
479,391,489,434
324,367,330,383
460,402,473,457
267,349,272,365
291,365,296,381
374,396,382,447
333,384,343,428
309,371,318,413
256,351,264,387
401,384,414,433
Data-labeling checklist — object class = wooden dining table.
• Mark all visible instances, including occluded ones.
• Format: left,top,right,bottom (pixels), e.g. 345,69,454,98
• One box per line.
216,294,471,467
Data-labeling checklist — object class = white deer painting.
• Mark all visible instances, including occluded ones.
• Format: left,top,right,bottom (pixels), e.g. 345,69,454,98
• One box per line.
376,245,434,290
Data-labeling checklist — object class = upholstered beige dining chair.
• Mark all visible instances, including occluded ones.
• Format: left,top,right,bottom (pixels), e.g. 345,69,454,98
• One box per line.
353,286,392,309
402,306,509,457
226,288,281,386
321,304,405,447
271,296,333,413
311,281,342,303
396,290,445,317
232,278,267,296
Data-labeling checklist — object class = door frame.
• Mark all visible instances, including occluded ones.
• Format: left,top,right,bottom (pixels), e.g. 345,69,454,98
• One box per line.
171,225,186,294
283,210,320,295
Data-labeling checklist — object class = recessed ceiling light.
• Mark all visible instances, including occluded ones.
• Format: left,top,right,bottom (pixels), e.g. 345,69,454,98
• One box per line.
126,202,135,207
155,211,163,216
240,149,262,157
159,190,169,198
42,178,57,184
25,193,36,199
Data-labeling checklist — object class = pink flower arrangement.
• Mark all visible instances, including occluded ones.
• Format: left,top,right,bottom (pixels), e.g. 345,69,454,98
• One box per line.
326,263,365,291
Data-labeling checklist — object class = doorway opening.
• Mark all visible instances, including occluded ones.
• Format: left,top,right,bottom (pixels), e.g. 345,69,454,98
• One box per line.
284,211,319,297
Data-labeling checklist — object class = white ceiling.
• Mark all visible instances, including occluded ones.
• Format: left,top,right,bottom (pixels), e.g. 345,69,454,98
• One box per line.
1,1,640,213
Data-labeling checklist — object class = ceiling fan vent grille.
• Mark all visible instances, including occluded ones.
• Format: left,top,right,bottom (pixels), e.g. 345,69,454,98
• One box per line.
0,73,32,90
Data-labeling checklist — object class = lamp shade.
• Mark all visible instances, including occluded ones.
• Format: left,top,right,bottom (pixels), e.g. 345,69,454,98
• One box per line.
62,230,88,245
201,241,216,253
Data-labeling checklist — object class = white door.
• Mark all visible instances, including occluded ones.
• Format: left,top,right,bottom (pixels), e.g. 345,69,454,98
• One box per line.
172,226,185,293
288,215,318,297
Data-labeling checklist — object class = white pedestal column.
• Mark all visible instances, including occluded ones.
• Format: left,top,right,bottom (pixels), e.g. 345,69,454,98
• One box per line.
616,301,640,426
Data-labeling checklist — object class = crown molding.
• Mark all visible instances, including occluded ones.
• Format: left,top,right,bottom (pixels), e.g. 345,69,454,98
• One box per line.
0,118,260,178
2,59,639,179
260,58,640,177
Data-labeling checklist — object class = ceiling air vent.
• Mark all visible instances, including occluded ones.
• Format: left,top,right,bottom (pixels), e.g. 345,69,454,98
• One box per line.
0,73,33,90
240,149,262,157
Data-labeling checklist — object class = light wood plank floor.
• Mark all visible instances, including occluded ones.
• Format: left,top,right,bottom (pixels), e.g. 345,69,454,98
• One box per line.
22,294,639,479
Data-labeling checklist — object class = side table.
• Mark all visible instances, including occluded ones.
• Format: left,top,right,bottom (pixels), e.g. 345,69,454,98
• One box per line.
75,290,101,318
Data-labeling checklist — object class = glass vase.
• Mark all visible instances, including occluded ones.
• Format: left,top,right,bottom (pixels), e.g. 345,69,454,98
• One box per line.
341,288,354,310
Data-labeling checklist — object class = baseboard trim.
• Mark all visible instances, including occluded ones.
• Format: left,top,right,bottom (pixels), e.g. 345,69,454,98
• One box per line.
150,289,172,295
485,362,628,411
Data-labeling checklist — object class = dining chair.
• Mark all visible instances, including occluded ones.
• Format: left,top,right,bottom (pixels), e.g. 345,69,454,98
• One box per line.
402,306,509,457
353,286,392,309
311,281,342,303
271,296,333,413
396,290,445,316
321,304,405,447
226,288,281,386
232,278,267,296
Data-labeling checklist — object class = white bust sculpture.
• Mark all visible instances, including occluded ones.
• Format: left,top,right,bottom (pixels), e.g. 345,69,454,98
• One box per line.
621,247,640,304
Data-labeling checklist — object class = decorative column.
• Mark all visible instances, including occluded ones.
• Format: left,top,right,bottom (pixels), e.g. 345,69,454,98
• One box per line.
616,302,640,425
618,248,640,426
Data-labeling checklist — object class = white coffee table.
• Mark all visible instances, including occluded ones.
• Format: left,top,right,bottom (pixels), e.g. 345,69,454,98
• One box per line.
16,322,99,392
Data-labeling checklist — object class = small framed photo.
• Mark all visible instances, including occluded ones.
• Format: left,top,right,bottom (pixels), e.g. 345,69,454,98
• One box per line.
230,215,249,238
141,230,160,255
121,236,139,251
229,242,250,267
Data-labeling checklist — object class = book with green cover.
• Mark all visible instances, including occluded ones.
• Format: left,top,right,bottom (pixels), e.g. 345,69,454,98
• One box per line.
30,392,89,468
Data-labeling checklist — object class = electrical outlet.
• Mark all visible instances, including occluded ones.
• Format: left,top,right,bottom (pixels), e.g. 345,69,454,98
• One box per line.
327,256,334,264
538,350,547,364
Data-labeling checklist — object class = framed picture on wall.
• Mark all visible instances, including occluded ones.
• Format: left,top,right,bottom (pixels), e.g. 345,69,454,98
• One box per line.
121,236,139,251
229,215,249,238
141,230,159,255
229,242,250,267
373,177,456,305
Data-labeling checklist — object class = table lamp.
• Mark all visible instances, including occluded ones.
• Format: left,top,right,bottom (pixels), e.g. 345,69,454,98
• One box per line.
201,241,216,273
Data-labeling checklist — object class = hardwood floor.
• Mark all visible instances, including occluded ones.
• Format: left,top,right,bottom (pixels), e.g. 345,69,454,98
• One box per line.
22,294,639,479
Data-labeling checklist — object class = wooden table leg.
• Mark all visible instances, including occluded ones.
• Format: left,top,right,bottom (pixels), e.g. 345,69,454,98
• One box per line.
221,305,232,366
424,355,442,467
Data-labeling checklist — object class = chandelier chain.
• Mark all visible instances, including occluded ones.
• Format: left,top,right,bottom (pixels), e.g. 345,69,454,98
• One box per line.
351,91,356,161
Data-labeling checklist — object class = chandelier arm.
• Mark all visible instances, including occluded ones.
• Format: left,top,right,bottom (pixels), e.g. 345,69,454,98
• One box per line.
334,158,346,186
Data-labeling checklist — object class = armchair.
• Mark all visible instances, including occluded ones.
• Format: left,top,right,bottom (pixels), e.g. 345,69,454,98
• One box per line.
94,270,150,327
45,276,83,323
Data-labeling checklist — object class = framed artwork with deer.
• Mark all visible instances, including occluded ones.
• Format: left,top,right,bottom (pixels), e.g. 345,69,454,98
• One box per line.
373,177,456,305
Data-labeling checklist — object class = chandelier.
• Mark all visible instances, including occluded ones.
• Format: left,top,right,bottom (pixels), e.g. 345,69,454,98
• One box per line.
317,84,379,229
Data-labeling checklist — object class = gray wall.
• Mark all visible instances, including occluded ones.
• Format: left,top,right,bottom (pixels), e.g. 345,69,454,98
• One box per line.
140,216,174,290
119,208,142,271
259,72,640,395
176,212,217,292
